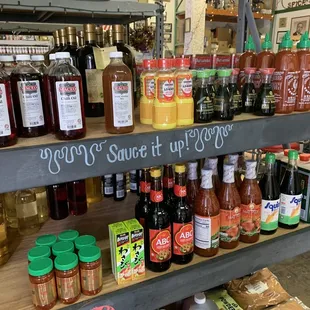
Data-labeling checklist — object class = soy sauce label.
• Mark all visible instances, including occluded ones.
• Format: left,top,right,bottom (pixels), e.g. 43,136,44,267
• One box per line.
214,97,225,112
261,199,279,231
232,92,241,111
174,185,186,197
0,84,11,137
244,91,256,107
150,190,163,202
261,94,276,112
195,96,213,113
31,277,56,307
142,75,155,99
299,70,310,106
220,208,241,243
157,77,174,102
80,265,102,292
279,193,302,225
240,203,261,236
176,74,192,98
149,227,171,262
173,222,194,255
56,272,80,300
104,174,113,195
140,181,151,193
163,177,174,189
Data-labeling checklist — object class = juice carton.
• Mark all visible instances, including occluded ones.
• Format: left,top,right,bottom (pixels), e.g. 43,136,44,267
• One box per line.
123,219,145,280
108,221,131,284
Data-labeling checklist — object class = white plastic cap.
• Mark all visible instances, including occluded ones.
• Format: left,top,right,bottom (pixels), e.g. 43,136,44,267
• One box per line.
0,55,14,62
194,293,206,305
49,53,55,61
110,51,123,58
31,55,44,61
55,52,70,59
16,54,31,61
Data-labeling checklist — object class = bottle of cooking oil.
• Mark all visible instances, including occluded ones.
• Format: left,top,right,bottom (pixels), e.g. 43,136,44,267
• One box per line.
86,177,102,205
15,189,40,235
3,191,17,228
34,187,49,224
0,194,9,266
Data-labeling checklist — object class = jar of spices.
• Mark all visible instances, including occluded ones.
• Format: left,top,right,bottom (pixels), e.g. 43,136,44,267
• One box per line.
58,229,79,242
28,246,51,263
78,246,103,295
28,257,57,310
55,252,81,304
52,241,74,257
36,234,57,248
75,235,96,251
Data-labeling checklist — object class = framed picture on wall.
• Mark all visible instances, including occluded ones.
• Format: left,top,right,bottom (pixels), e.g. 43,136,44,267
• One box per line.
164,33,172,43
290,16,310,37
276,31,286,44
164,23,172,33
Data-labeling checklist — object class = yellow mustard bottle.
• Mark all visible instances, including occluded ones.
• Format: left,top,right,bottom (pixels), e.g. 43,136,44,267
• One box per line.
153,58,176,130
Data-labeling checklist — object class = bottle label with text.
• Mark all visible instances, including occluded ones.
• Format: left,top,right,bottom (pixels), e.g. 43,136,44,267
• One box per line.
31,277,56,307
149,227,171,263
279,193,302,225
173,222,194,255
220,207,241,243
240,203,261,236
140,181,151,193
150,190,163,202
142,76,155,99
0,84,11,137
261,199,280,231
298,70,310,107
176,74,192,98
174,185,186,197
163,177,174,189
80,265,103,292
157,77,175,102
56,272,80,300
86,69,104,103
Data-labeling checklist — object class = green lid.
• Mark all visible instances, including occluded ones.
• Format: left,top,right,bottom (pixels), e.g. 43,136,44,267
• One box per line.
297,31,310,49
197,70,209,78
265,152,276,164
288,149,299,160
28,246,51,262
75,235,96,250
209,69,216,76
35,234,57,247
58,230,79,242
217,69,232,77
28,257,53,277
191,69,197,77
281,31,293,49
52,241,74,256
55,252,78,271
262,33,272,50
245,35,255,51
78,246,101,263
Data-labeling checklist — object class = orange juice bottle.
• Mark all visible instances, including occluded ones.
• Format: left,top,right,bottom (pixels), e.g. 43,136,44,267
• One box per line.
174,58,194,126
153,59,176,130
140,59,157,124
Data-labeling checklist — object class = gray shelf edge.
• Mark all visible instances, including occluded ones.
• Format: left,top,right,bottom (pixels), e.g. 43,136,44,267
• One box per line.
63,226,310,310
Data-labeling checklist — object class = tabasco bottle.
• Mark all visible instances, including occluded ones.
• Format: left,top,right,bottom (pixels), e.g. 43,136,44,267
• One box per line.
194,168,220,257
186,161,199,208
228,154,242,189
171,164,193,265
135,168,151,228
146,167,171,272
163,164,174,211
204,157,221,195
218,164,241,249
239,160,262,243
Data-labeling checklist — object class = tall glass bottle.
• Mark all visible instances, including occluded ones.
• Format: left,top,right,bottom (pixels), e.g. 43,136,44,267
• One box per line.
102,174,114,198
78,24,104,117
228,154,242,189
204,157,221,195
194,168,220,257
85,177,102,204
64,26,78,68
3,191,17,228
186,161,199,208
207,69,216,102
45,30,60,64
96,26,105,48
239,160,262,243
15,189,40,235
77,30,84,47
113,173,127,201
229,68,242,115
171,164,193,265
242,67,257,113
34,187,49,224
129,170,138,193
163,164,174,212
47,183,69,220
145,167,171,272
67,180,87,216
279,150,302,229
218,164,241,249
0,195,9,266
49,52,86,140
259,153,280,235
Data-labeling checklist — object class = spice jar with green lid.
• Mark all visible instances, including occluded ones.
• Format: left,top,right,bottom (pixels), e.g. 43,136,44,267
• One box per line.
35,234,57,247
28,257,57,310
78,246,102,295
28,246,51,263
58,229,79,242
55,252,81,304
75,235,96,251
52,241,74,257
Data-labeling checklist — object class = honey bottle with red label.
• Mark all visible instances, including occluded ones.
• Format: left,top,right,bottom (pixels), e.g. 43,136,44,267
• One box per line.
171,164,193,265
145,167,171,272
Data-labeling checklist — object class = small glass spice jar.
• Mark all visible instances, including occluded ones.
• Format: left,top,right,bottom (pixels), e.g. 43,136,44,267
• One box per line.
28,257,57,310
58,229,79,242
55,252,81,304
52,241,74,257
78,246,103,295
75,235,96,251
28,246,51,263
36,234,57,248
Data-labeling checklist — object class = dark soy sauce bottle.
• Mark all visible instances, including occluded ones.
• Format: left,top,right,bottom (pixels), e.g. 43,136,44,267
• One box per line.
113,173,126,201
47,183,69,220
242,67,257,113
163,164,175,213
229,68,242,115
67,180,87,216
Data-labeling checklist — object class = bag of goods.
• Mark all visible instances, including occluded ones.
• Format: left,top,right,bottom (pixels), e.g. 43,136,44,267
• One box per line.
207,289,243,310
269,297,310,310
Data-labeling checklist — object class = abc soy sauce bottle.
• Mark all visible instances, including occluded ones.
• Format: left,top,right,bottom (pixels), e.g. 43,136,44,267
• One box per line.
279,150,302,229
171,164,193,265
146,167,171,272
259,153,280,235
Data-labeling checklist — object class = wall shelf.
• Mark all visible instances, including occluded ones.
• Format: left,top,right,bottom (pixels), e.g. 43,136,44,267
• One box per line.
0,40,51,46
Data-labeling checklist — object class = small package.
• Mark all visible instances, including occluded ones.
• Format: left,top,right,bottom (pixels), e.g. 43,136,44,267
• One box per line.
207,289,243,310
270,297,310,310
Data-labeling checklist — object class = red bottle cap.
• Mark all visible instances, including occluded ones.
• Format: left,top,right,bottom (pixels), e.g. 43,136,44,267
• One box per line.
143,59,157,69
300,153,310,161
244,67,257,74
232,68,240,75
175,57,190,68
259,68,275,75
158,58,172,69
284,149,290,156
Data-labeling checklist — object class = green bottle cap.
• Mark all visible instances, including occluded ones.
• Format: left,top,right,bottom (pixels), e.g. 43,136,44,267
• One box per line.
217,69,232,77
288,149,299,160
35,234,57,247
28,257,53,277
75,235,96,250
281,31,293,48
191,69,197,77
55,252,78,271
245,35,255,51
52,241,74,256
209,69,216,76
28,246,51,262
297,31,310,49
197,70,209,78
78,246,101,263
265,152,276,164
262,33,272,50
58,230,79,242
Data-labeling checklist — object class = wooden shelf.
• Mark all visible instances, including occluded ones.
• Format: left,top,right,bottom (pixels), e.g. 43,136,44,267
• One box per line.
1,193,310,310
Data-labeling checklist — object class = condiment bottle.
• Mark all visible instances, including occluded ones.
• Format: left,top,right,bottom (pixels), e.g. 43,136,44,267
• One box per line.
28,246,51,263
174,57,194,126
103,51,135,134
31,55,47,74
129,170,138,193
67,179,87,216
0,65,17,148
135,168,151,228
163,164,174,212
52,241,75,257
0,195,9,266
140,59,156,124
3,191,17,228
85,177,102,204
36,234,57,248
153,58,176,130
11,54,49,137
239,160,262,243
113,172,127,201
34,187,49,224
50,52,86,140
58,29,67,51
58,230,79,242
75,235,96,251
102,174,114,198
194,168,220,257
259,153,280,235
228,154,242,189
194,70,214,123
229,68,242,115
254,68,276,116
28,258,57,310
279,149,302,229
238,35,257,92
47,183,69,220
207,69,216,102
296,32,310,111
0,55,15,75
55,252,81,304
204,157,221,195
171,163,194,265
63,26,78,68
214,69,234,121
272,31,299,114
186,161,199,208
146,167,171,272
242,67,257,113
218,164,241,249
78,246,103,295
192,69,198,97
